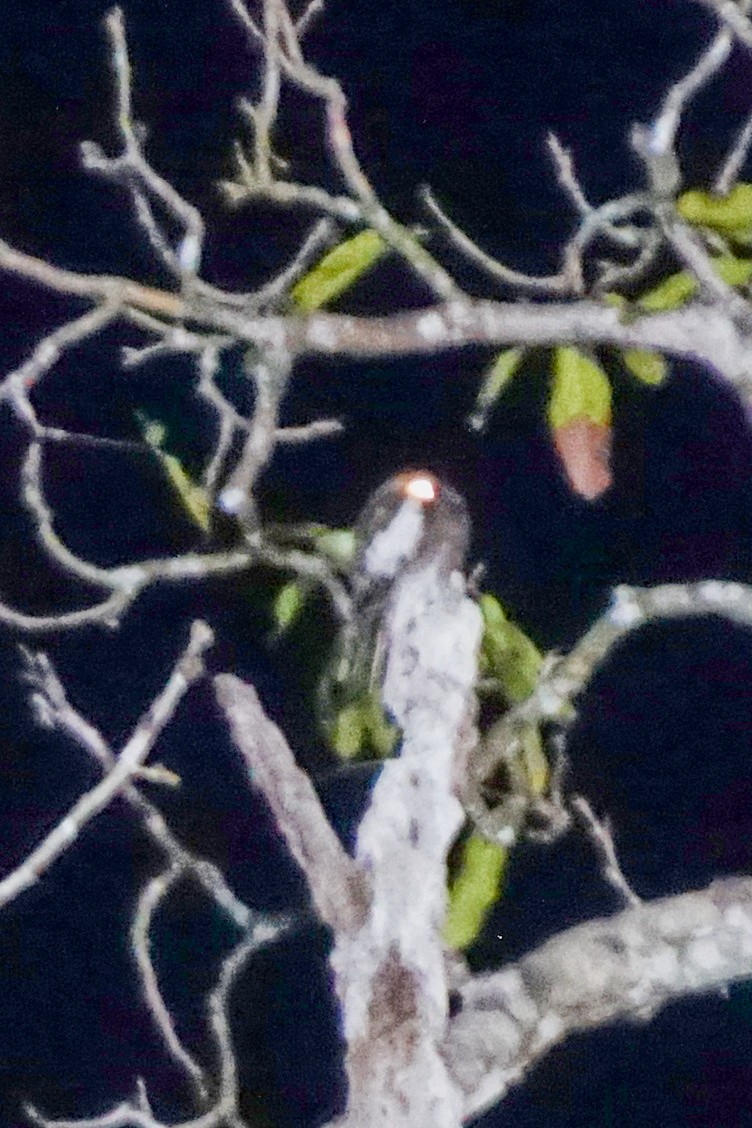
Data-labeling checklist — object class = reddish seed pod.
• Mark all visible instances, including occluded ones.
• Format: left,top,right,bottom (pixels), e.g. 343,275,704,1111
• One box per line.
552,418,613,501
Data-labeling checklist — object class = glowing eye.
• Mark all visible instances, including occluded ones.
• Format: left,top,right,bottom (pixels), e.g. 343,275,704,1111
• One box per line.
404,474,437,503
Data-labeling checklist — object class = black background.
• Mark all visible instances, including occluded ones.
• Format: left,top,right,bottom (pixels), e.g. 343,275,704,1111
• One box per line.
2,1,752,1126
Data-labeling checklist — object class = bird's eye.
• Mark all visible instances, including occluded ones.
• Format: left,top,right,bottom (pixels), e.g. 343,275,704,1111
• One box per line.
403,473,437,504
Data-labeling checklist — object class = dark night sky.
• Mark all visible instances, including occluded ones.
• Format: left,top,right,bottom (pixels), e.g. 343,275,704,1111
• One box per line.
1,1,752,1126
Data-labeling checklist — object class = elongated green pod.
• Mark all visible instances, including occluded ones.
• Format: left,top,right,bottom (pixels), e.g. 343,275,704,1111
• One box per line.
291,230,387,311
444,832,508,950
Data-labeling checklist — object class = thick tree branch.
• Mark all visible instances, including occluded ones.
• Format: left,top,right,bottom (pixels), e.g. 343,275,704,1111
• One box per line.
329,520,483,1128
1,237,750,383
446,875,752,1120
214,674,368,933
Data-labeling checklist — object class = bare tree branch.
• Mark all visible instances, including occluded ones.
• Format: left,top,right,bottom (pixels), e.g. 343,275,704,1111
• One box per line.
446,875,752,1121
24,648,302,1127
221,0,463,301
649,20,734,158
697,0,752,51
467,580,752,843
715,107,752,193
214,673,368,932
420,185,582,296
9,2,752,1126
131,865,211,1100
571,795,642,908
2,224,752,378
0,621,213,910
81,8,205,281
215,347,290,519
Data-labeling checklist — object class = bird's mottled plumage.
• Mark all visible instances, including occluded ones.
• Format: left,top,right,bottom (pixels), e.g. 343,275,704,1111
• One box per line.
320,471,471,752
353,471,470,590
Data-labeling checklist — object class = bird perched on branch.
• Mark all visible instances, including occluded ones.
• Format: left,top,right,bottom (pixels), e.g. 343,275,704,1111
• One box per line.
320,470,471,759
318,470,553,949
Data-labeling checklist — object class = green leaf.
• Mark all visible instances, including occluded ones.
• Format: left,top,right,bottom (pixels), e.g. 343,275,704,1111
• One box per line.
636,255,752,314
273,581,306,632
548,347,612,431
600,291,642,325
136,411,211,532
479,593,542,703
443,832,508,950
519,726,549,796
159,453,212,531
601,292,627,309
638,271,698,312
329,701,369,760
622,349,668,386
678,183,752,236
479,592,509,631
328,693,398,761
714,253,752,287
362,694,399,758
308,526,357,570
291,230,387,311
468,348,525,432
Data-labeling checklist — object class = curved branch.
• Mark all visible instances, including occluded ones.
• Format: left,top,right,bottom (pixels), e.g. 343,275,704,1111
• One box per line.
446,874,752,1121
468,580,752,841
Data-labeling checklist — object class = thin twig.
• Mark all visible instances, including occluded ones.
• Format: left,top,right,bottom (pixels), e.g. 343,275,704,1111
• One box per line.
224,0,463,301
546,133,591,217
696,0,752,52
275,417,343,442
18,645,279,929
468,581,752,841
205,924,287,1127
216,348,288,518
649,23,733,157
83,9,205,279
131,865,210,1099
296,0,326,37
0,425,261,629
196,348,240,496
715,108,752,194
420,186,578,295
224,0,265,46
249,217,339,307
0,622,213,910
251,536,352,621
0,304,121,423
571,795,642,908
22,443,118,588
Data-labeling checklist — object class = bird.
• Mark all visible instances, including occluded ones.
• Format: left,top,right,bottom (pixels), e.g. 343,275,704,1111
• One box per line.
320,470,471,759
352,470,470,593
